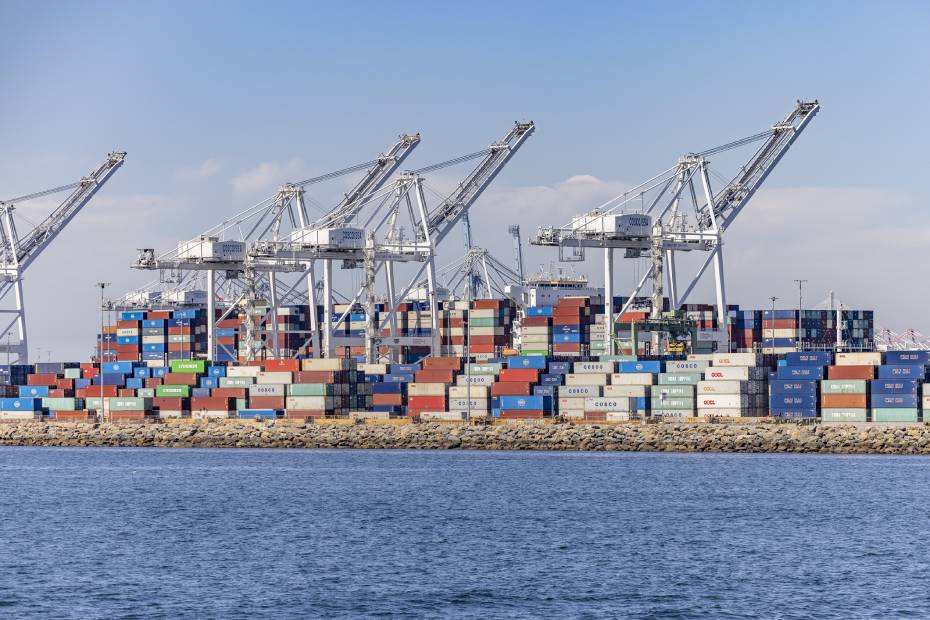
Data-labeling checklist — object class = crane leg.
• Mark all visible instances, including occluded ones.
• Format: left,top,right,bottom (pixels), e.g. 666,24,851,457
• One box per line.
13,276,27,365
712,243,729,352
207,269,216,362
268,272,281,359
604,248,614,355
306,261,320,359
426,256,440,357
322,259,334,358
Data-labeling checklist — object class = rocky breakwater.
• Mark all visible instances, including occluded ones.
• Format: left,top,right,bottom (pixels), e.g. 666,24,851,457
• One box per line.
1,421,930,453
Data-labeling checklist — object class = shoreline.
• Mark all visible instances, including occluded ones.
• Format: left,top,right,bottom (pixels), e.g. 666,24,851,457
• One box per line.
1,421,929,454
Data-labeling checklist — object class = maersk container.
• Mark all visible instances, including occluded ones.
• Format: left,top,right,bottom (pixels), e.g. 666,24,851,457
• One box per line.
116,336,139,345
238,409,281,419
769,380,818,395
506,355,546,369
499,395,550,410
103,361,135,375
133,367,152,379
553,333,583,343
784,351,833,367
19,385,49,398
770,393,818,408
872,394,919,408
871,408,919,422
619,360,663,374
526,306,553,317
207,365,227,378
199,377,218,389
776,366,824,380
870,379,919,395
877,365,926,380
884,351,930,366
0,398,40,411
151,367,169,378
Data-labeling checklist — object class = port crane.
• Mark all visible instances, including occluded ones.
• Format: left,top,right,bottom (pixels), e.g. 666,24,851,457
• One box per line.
129,135,420,360
433,221,525,301
0,151,126,364
532,100,819,354
249,121,535,361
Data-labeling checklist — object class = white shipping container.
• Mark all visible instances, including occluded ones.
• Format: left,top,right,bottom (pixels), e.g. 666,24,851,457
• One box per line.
604,385,648,398
610,373,656,386
291,227,365,249
699,408,745,418
704,366,768,381
286,396,333,409
560,409,585,418
448,385,490,399
250,384,285,396
420,411,466,421
177,236,247,262
565,373,609,387
257,371,293,385
558,397,588,410
448,398,488,410
192,410,233,419
302,358,353,371
358,363,388,375
584,397,632,412
521,335,550,344
665,360,709,372
558,385,601,398
408,383,447,396
573,361,614,374
227,366,262,378
456,374,495,386
697,394,749,408
697,380,748,395
116,328,140,337
711,352,761,367
835,352,883,366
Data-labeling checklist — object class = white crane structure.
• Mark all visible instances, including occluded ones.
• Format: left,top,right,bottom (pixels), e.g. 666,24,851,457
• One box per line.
433,219,525,302
875,328,930,351
532,100,820,354
249,121,535,362
0,151,126,364
126,121,534,362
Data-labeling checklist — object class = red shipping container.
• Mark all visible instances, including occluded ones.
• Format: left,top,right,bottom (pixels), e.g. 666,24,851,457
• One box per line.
191,397,235,411
499,368,538,383
500,410,545,419
373,394,403,406
827,365,875,380
164,373,200,386
54,378,74,390
153,397,187,411
619,311,649,323
118,388,136,397
53,410,93,422
115,344,140,353
211,387,247,399
421,357,462,371
27,373,59,386
294,371,346,383
48,389,67,398
471,299,506,310
147,310,172,320
407,395,446,410
116,354,140,362
553,343,582,353
217,319,239,328
144,378,163,388
108,410,148,422
469,335,507,346
521,316,551,327
116,320,140,329
249,396,285,409
491,382,531,396
76,386,119,398
556,297,589,307
415,369,455,384
821,394,868,408
583,411,607,421
469,344,495,354
266,360,301,373
552,315,584,326
167,327,194,335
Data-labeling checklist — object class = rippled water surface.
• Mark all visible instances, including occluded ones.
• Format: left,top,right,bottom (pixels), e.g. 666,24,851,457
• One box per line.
1,448,929,618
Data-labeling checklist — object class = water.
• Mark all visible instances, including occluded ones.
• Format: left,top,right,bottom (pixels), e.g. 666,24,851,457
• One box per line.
1,449,929,619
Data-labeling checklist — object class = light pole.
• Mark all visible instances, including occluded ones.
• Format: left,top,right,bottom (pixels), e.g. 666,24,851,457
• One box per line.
793,279,807,351
96,282,110,422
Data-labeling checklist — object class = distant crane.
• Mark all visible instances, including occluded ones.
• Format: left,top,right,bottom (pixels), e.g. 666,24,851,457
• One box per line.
0,152,126,364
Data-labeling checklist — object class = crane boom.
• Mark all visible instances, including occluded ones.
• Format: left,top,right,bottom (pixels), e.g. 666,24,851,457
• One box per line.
705,100,819,231
420,121,534,245
309,133,420,230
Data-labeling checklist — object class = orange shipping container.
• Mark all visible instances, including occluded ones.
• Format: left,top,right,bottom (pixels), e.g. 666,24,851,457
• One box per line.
108,410,148,422
164,373,200,386
284,409,326,419
53,410,93,422
407,395,446,410
491,382,531,396
76,386,119,398
471,299,507,310
27,373,59,386
153,397,186,411
827,366,875,380
263,359,300,372
249,396,285,409
500,410,545,419
191,397,235,411
373,393,404,407
415,369,455,384
821,394,869,408
499,368,538,383
422,357,463,371
212,388,247,399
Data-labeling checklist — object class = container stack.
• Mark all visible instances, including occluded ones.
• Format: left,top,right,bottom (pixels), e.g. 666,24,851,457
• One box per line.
408,357,459,418
469,299,513,359
551,298,592,357
769,351,831,419
520,306,552,356
438,301,468,357
697,353,768,417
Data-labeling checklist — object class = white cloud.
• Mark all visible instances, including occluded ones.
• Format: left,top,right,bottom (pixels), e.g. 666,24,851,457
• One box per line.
176,158,222,179
232,158,305,193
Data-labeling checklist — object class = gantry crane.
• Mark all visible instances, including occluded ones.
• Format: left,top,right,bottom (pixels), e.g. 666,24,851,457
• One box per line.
0,151,126,363
532,100,819,353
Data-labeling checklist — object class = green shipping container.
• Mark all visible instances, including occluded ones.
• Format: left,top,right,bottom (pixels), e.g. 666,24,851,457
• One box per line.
466,363,501,375
871,408,919,423
821,408,868,422
650,385,695,398
651,397,695,410
170,359,206,374
821,380,868,395
219,377,254,388
468,317,499,327
658,372,703,385
86,397,102,410
108,397,152,411
168,335,194,344
599,355,638,362
137,388,156,398
520,349,549,357
235,398,247,411
156,385,191,397
42,397,82,410
288,383,335,396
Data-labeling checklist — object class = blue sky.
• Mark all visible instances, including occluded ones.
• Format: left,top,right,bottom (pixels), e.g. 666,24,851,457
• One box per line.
0,1,928,359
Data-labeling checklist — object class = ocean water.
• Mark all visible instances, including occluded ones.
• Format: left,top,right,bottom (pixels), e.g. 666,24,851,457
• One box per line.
0,448,928,619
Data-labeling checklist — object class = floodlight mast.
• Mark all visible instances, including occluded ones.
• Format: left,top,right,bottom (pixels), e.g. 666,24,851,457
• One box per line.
531,100,819,354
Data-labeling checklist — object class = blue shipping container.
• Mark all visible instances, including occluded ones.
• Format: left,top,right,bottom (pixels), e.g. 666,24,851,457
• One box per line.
769,380,819,395
172,308,200,320
389,364,419,374
770,393,818,408
199,377,218,389
384,373,415,383
506,355,547,370
102,362,135,375
533,385,555,397
870,379,919,395
776,366,824,380
0,398,40,411
18,385,49,398
373,382,405,394
499,395,551,411
548,362,571,374
208,366,227,378
877,366,926,380
142,319,165,328
526,306,553,317
770,409,818,419
133,367,152,379
539,374,563,385
884,351,930,366
126,378,144,389
553,333,582,343
120,311,145,321
619,360,663,374
238,409,280,419
784,352,833,367
872,394,919,408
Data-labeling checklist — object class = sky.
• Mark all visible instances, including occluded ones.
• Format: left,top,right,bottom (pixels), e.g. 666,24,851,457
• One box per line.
0,0,928,360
